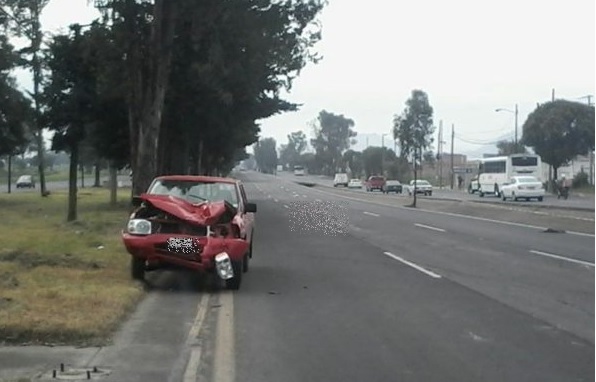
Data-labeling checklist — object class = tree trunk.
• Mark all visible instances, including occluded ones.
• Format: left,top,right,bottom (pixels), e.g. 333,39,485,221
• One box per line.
32,1,47,197
80,164,85,188
67,144,79,222
7,155,12,194
109,163,117,206
130,1,178,196
94,162,101,187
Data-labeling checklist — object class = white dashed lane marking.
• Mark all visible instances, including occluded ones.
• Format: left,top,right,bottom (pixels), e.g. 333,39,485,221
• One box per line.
414,223,446,233
363,211,380,217
529,250,595,268
383,252,442,279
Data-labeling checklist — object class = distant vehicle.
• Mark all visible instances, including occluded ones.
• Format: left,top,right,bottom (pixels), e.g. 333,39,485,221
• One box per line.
333,173,349,187
348,178,363,189
382,180,402,194
276,165,283,172
293,165,305,176
500,176,545,201
365,175,386,192
408,180,433,196
16,175,35,188
476,154,542,197
122,175,257,290
468,177,480,194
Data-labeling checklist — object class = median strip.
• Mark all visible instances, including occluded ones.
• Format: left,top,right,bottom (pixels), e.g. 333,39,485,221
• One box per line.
528,250,595,267
383,252,442,279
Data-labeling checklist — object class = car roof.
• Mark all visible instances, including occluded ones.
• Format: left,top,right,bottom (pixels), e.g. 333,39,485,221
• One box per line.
18,175,31,179
153,175,238,184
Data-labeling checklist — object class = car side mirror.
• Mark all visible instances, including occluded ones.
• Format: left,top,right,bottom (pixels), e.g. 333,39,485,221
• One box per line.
245,202,257,213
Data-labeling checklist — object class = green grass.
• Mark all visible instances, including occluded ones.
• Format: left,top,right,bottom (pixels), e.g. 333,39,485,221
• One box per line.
0,189,144,345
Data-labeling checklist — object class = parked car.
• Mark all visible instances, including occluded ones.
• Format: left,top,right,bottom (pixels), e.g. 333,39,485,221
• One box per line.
500,176,544,201
346,178,362,189
121,175,257,290
382,180,402,194
468,177,480,194
407,180,433,196
16,175,35,188
333,173,349,187
365,175,386,192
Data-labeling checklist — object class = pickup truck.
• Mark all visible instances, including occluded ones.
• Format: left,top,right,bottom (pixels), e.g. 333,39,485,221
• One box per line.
365,176,386,192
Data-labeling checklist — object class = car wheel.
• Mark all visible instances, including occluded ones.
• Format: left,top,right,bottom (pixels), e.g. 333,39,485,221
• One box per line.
538,196,543,202
501,192,507,201
225,260,243,290
428,192,432,196
512,192,518,202
242,252,249,273
131,257,145,281
479,191,484,197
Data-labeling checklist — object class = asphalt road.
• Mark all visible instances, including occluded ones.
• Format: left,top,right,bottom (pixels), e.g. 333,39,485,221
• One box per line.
1,170,593,382
276,171,595,211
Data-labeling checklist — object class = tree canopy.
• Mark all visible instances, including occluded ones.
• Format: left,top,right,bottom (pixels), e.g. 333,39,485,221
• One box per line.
522,100,595,177
253,137,278,174
392,89,435,159
310,110,356,175
496,140,527,156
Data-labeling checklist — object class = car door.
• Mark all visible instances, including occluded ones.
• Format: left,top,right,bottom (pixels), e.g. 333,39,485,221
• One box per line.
238,183,255,242
505,178,516,197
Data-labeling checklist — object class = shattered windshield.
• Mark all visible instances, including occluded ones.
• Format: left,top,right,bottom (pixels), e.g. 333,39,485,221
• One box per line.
148,180,239,207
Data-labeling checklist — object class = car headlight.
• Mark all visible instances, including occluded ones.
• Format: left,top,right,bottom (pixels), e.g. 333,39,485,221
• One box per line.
127,219,152,235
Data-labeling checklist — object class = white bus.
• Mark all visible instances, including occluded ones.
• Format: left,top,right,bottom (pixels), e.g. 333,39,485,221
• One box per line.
477,154,542,197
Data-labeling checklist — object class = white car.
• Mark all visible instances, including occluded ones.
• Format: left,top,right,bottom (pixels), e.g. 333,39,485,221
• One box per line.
500,176,545,201
347,179,362,188
408,180,433,196
333,173,349,187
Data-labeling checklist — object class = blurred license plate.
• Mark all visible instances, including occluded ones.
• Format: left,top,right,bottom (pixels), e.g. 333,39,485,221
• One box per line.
167,237,199,254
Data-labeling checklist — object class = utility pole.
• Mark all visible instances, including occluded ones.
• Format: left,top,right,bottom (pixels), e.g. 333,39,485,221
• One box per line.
514,103,518,146
552,88,555,102
438,120,443,189
450,124,454,190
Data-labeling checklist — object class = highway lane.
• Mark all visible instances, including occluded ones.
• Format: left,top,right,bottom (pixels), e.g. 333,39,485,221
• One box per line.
224,172,593,381
242,172,594,341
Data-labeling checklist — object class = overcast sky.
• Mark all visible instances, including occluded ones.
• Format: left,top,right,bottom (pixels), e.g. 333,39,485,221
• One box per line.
16,0,596,156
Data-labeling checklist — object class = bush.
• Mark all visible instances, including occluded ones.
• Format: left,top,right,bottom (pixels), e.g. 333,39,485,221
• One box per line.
572,171,590,188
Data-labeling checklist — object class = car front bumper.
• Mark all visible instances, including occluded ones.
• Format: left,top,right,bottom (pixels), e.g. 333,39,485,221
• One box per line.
122,232,249,272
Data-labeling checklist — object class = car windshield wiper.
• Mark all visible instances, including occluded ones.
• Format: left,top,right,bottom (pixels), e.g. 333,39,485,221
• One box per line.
186,194,208,202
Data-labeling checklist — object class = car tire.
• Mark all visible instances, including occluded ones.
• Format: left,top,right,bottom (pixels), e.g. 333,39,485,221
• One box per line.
428,192,432,196
537,196,543,201
131,257,145,281
242,252,249,273
501,193,506,201
479,191,484,197
512,192,518,202
225,260,243,290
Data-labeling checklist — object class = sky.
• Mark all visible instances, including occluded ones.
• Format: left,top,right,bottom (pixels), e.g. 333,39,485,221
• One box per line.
13,0,596,157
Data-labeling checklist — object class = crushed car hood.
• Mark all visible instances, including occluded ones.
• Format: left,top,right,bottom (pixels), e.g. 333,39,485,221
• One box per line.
137,193,236,226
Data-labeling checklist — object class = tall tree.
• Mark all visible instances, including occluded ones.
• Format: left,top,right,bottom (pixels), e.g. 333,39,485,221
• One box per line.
43,24,97,221
342,149,363,178
392,89,435,160
310,110,356,175
496,140,527,156
0,0,51,196
522,100,595,179
253,137,278,174
362,146,396,177
280,130,308,169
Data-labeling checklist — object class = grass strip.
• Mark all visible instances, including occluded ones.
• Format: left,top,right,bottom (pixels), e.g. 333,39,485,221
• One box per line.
0,189,144,346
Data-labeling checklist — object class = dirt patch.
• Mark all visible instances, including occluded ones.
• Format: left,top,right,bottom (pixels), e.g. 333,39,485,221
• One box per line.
0,251,102,270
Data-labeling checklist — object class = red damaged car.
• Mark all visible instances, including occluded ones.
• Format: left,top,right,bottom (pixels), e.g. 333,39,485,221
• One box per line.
122,175,256,290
